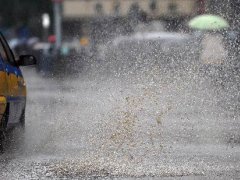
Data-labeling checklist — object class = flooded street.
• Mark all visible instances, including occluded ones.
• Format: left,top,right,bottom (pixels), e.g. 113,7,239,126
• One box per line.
1,0,240,179
0,62,239,179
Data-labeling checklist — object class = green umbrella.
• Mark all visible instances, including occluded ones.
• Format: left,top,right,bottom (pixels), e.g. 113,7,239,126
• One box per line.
188,14,229,30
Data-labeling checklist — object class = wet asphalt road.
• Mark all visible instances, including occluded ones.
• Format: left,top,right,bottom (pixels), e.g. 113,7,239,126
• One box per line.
0,64,240,179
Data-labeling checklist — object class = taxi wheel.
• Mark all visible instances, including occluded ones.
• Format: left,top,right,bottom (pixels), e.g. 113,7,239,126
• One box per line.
0,108,25,153
0,133,4,153
0,109,8,153
4,110,25,153
9,109,26,149
20,109,25,129
0,129,4,153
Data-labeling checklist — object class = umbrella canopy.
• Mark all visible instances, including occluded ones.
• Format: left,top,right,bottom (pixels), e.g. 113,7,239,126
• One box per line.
188,14,229,30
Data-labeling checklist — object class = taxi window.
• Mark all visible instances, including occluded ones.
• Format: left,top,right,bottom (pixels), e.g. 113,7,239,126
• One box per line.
0,41,7,63
0,33,17,66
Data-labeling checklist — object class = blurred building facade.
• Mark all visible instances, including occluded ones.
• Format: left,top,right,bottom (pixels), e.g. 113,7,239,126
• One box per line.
62,0,204,40
63,0,238,19
63,0,199,19
61,0,238,44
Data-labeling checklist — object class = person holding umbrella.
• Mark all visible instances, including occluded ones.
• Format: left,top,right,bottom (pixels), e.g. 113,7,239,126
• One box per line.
188,14,232,83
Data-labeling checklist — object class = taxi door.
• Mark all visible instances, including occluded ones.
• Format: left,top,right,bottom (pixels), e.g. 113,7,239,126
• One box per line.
0,56,7,122
0,34,25,126
0,57,8,96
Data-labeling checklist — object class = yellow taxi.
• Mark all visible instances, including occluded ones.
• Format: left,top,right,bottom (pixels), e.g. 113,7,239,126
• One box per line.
0,32,36,152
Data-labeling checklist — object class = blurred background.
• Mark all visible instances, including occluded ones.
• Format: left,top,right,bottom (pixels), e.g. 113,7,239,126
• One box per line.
0,0,239,76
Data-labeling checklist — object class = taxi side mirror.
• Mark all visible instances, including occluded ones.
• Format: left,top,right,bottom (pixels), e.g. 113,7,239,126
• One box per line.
17,55,37,66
